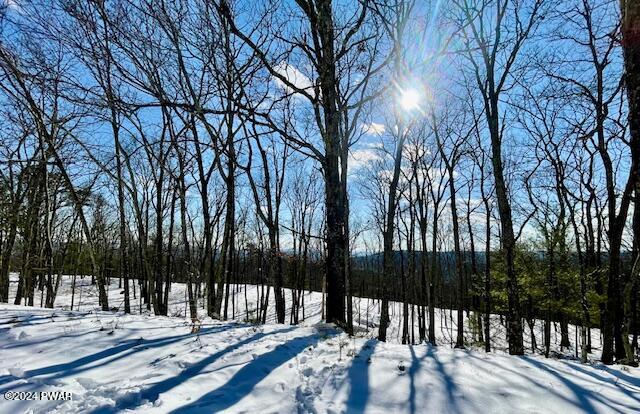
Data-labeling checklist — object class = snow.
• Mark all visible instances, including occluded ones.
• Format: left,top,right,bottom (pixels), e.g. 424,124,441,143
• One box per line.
1,275,639,413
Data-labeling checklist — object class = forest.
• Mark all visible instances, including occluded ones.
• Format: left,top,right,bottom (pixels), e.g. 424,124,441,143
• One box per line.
1,0,640,412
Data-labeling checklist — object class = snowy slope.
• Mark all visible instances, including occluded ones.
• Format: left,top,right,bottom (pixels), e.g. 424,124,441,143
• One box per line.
6,273,606,354
0,275,639,413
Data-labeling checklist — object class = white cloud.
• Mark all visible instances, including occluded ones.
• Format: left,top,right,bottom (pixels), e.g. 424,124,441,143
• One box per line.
272,62,314,98
402,142,430,159
348,148,381,171
361,122,385,136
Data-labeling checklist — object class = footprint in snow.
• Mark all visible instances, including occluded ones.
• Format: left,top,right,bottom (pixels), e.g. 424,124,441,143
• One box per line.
8,367,25,378
76,377,99,390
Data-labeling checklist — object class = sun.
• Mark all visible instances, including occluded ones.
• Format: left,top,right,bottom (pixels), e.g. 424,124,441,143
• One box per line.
399,88,421,111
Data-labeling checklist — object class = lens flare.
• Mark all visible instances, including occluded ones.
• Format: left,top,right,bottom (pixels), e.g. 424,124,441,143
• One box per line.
399,88,421,111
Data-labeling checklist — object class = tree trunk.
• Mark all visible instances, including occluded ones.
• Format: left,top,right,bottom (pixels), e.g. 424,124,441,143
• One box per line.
619,0,640,365
488,102,523,355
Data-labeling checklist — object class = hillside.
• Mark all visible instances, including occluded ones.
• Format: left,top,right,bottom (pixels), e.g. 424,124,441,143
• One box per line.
1,276,638,413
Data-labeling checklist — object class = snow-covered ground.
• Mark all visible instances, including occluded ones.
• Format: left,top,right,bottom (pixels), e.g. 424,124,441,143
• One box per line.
1,275,639,413
4,273,605,353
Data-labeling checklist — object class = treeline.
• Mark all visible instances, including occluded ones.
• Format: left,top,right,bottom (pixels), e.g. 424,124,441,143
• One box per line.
0,0,639,366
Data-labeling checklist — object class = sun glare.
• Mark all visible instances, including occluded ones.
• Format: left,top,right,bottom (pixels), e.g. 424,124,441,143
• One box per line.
399,88,421,111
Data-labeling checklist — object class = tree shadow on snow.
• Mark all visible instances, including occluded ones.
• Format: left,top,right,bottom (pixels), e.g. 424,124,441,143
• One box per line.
597,364,640,389
170,331,331,413
466,353,603,412
520,356,600,413
559,361,640,403
89,327,296,414
0,324,233,392
425,345,465,413
521,356,640,413
408,345,430,414
1,329,101,351
345,338,378,413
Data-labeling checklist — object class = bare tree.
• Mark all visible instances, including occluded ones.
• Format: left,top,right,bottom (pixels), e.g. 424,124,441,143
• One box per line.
216,0,393,326
453,0,546,355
